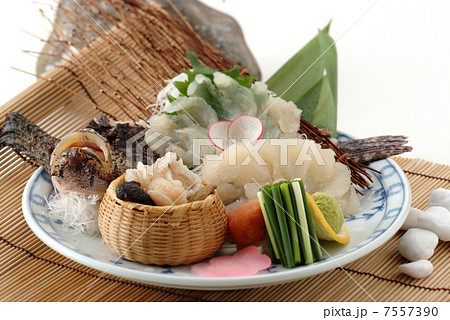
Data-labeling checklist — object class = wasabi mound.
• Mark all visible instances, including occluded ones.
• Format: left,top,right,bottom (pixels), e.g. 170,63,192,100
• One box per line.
312,192,344,233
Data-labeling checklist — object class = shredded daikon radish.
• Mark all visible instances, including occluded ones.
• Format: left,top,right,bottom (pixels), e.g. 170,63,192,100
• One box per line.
45,192,100,235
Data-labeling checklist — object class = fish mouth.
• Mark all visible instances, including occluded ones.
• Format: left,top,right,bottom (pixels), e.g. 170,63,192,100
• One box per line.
50,130,115,195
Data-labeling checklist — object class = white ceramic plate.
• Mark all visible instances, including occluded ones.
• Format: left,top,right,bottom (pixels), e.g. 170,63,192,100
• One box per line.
22,134,411,290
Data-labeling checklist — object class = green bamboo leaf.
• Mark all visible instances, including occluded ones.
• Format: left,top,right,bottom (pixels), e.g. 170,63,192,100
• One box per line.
297,76,337,135
265,22,337,136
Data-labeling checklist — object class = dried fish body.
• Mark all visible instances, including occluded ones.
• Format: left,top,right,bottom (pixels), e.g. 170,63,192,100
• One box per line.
37,0,261,78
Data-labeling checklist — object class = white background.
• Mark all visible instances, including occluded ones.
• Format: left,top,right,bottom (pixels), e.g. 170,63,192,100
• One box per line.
0,0,449,165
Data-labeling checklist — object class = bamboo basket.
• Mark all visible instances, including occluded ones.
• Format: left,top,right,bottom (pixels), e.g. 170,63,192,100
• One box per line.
98,174,228,266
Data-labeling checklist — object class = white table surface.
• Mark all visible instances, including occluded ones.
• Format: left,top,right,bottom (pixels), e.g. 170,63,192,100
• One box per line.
1,0,449,166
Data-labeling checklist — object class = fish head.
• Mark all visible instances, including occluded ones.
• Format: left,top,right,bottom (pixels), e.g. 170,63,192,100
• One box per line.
50,130,115,195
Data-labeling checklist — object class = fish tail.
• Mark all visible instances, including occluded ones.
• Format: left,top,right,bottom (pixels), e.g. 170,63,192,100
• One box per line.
0,112,60,173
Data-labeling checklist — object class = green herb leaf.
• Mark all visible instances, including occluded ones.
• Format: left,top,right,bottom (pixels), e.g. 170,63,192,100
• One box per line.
187,75,232,120
265,22,338,136
167,94,176,103
186,52,218,79
186,51,201,66
184,52,256,89
222,65,241,78
166,52,257,120
173,81,189,96
164,110,178,122
223,65,255,88
236,74,256,89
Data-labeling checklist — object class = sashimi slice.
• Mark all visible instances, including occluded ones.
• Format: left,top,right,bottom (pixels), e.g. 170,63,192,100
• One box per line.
191,246,272,277
208,120,232,151
227,115,264,144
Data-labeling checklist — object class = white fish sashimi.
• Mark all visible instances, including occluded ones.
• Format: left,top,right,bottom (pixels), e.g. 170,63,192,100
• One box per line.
147,176,187,206
155,72,188,111
148,73,304,168
213,72,257,118
125,152,203,206
165,96,218,129
265,95,302,135
202,139,360,215
252,81,270,109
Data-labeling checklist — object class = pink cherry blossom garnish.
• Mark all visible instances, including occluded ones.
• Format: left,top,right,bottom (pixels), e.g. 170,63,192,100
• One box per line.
191,246,272,277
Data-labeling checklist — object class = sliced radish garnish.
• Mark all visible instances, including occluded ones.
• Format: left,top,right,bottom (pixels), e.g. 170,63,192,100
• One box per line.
208,120,232,151
228,115,264,144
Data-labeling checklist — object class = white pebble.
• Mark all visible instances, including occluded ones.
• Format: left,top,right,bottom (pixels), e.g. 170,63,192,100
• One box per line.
398,260,433,278
398,228,438,261
428,188,450,212
400,207,423,230
417,206,450,241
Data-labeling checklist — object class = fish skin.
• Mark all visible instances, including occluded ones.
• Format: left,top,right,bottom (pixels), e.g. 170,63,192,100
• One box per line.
84,115,159,172
338,136,413,164
0,112,59,173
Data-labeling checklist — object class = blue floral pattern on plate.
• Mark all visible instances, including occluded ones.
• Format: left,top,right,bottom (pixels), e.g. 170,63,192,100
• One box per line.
21,133,411,290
